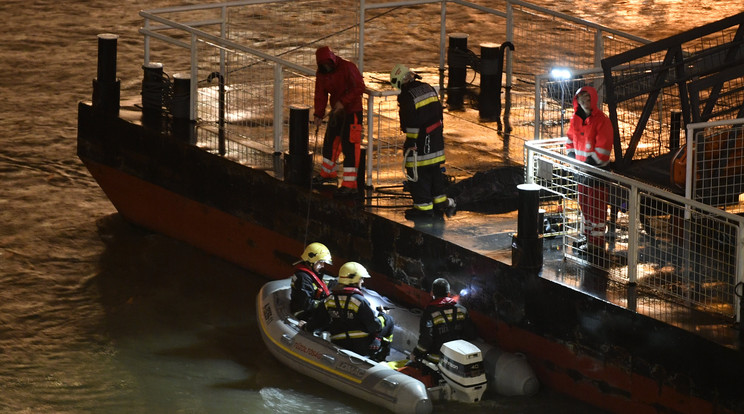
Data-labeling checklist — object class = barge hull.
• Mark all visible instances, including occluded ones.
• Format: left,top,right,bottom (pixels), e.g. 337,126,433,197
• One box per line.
77,102,744,414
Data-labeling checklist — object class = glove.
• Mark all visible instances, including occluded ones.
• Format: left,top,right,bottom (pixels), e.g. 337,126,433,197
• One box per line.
369,337,382,351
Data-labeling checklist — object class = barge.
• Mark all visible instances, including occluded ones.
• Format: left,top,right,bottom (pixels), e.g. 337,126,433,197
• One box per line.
77,96,744,414
78,2,744,413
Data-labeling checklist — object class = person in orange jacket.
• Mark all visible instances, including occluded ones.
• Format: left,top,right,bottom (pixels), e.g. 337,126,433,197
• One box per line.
312,46,365,197
565,85,614,261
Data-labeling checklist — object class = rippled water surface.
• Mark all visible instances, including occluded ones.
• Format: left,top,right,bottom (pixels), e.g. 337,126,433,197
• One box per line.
0,1,737,413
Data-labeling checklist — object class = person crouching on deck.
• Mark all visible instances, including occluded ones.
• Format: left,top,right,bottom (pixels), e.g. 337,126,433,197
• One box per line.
306,262,394,362
390,64,456,220
290,242,333,322
312,46,365,197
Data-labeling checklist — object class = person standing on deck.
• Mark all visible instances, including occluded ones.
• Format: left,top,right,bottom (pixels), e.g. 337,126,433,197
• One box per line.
306,262,394,362
290,242,333,322
312,46,365,197
390,64,456,220
565,85,614,263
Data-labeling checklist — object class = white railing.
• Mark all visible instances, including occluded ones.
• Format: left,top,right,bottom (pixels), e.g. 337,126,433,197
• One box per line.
135,0,744,322
525,137,744,322
138,0,648,188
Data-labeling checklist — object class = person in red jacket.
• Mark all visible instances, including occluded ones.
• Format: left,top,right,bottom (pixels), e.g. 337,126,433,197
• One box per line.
312,46,365,197
565,85,614,262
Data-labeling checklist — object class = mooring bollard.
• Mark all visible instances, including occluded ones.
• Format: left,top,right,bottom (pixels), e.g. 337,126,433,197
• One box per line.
512,183,544,271
285,105,312,185
141,62,164,113
479,41,514,129
140,62,165,129
171,73,191,120
171,73,195,144
479,42,501,122
446,33,468,110
92,33,120,117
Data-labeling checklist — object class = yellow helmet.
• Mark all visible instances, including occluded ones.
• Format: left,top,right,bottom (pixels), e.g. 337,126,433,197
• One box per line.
301,242,332,265
390,63,412,90
337,262,370,285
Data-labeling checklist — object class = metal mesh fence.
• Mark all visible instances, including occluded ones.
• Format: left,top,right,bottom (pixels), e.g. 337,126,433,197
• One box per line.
535,71,607,141
366,90,405,186
141,0,650,188
693,122,744,210
507,5,645,143
602,25,741,162
140,0,744,320
225,1,359,67
526,139,743,317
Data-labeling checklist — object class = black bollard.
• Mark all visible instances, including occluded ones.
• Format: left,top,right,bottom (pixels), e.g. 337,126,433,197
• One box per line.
357,147,366,192
171,73,191,120
171,73,195,144
447,33,468,110
141,62,165,129
207,72,226,155
92,33,121,116
512,183,544,271
285,105,312,185
141,62,164,112
670,110,682,150
479,43,500,122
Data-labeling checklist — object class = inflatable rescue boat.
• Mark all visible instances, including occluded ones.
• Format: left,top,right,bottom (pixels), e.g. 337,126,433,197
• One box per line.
256,278,538,414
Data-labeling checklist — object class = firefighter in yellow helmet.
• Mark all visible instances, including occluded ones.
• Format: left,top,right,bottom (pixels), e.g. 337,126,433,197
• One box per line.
290,242,333,322
391,64,456,220
306,262,394,361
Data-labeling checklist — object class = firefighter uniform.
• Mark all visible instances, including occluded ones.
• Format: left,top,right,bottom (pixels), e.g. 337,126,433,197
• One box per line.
412,296,477,363
290,263,330,322
396,73,453,216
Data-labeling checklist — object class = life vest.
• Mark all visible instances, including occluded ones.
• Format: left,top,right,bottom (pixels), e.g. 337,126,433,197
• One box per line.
325,287,377,342
427,297,467,339
414,297,469,362
294,263,330,299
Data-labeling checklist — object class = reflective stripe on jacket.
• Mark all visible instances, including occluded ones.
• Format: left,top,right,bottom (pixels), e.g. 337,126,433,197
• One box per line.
565,85,613,167
398,80,445,167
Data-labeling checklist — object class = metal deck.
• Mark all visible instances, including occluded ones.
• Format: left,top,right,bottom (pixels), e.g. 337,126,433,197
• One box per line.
310,105,742,351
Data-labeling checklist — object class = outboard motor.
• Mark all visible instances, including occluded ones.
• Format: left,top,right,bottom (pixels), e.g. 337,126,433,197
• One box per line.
437,340,487,403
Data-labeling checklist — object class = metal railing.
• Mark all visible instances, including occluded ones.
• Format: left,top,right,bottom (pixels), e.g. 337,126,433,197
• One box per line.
138,0,648,188
685,119,744,210
136,0,744,323
525,137,744,322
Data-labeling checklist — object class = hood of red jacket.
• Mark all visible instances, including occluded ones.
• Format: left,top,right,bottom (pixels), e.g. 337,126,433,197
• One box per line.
315,46,338,67
572,85,599,114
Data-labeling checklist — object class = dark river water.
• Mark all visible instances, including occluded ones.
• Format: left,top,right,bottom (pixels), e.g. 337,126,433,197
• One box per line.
0,1,738,413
